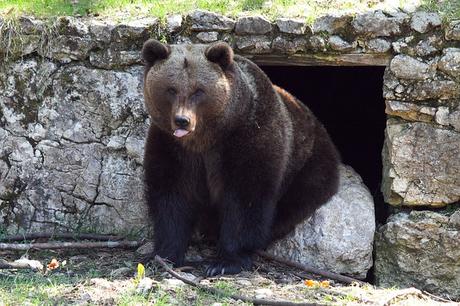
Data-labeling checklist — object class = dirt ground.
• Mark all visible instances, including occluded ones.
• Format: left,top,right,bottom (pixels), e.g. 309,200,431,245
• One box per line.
0,245,458,306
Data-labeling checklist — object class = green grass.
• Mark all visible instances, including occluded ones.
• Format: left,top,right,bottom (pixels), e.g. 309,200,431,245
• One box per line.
0,0,459,21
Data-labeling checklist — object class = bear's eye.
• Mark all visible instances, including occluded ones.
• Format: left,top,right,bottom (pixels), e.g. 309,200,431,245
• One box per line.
166,88,177,96
191,89,204,99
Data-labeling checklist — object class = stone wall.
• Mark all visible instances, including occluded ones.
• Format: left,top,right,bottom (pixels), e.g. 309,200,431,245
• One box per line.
0,9,459,298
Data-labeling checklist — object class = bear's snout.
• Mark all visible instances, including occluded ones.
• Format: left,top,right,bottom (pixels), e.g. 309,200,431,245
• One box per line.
174,115,190,129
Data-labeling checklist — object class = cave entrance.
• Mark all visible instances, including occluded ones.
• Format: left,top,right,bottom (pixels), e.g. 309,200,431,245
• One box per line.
260,65,387,223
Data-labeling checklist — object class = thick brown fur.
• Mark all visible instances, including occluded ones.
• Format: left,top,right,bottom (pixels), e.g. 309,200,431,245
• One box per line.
142,39,340,276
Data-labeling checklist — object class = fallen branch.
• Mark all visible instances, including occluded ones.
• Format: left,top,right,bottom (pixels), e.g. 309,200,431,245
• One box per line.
257,251,365,285
155,255,320,306
0,240,140,251
0,258,43,271
0,232,124,242
0,259,34,270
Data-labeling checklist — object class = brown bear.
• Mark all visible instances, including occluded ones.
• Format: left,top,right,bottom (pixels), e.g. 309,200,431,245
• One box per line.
142,39,340,276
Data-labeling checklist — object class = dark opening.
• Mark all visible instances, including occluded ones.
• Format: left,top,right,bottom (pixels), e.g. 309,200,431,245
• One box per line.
261,65,388,225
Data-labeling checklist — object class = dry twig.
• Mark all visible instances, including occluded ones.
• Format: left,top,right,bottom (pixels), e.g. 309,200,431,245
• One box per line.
257,251,365,285
0,232,124,242
155,255,321,306
0,259,34,270
0,240,140,251
382,288,424,306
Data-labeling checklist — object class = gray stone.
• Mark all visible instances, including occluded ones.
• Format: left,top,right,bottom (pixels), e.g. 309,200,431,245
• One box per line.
88,19,115,43
166,14,182,33
385,100,436,123
411,79,460,101
309,35,327,52
89,48,141,69
435,106,460,132
55,16,89,36
413,36,441,57
375,210,460,299
235,35,272,53
18,16,44,34
389,55,435,80
196,31,218,43
438,48,460,78
235,16,272,35
136,241,154,256
272,36,307,54
188,10,235,32
40,36,95,63
352,10,407,38
382,121,460,206
328,35,356,52
445,20,460,41
268,165,375,279
410,11,441,33
275,18,306,34
366,38,391,53
112,18,157,45
312,14,351,34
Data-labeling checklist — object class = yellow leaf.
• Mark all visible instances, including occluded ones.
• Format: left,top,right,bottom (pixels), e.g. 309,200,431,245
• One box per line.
47,258,59,270
304,279,317,287
320,280,330,288
137,263,145,279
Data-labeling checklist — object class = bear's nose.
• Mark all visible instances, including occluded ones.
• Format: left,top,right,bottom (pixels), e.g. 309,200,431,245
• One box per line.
174,115,190,128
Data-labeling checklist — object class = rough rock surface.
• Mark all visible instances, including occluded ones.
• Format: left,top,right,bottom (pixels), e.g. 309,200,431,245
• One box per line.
382,121,460,206
0,59,149,234
352,10,406,38
268,165,375,279
375,209,460,299
235,16,272,35
188,10,235,32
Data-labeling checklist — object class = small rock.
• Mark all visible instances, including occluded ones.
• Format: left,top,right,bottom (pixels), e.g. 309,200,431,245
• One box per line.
449,210,460,227
366,38,391,53
167,14,182,33
275,18,306,34
352,10,407,38
136,241,155,256
438,48,460,78
385,100,436,123
312,14,351,34
14,258,43,271
309,35,327,52
414,36,441,57
188,10,235,32
254,288,273,299
235,16,272,35
18,16,44,34
163,278,186,289
435,106,460,132
445,20,460,40
236,279,252,286
272,36,307,54
88,19,115,43
40,36,95,63
112,18,157,45
137,277,155,294
389,55,435,80
110,267,132,278
410,11,441,33
196,31,219,43
55,16,89,36
235,35,272,53
328,35,356,52
89,48,141,69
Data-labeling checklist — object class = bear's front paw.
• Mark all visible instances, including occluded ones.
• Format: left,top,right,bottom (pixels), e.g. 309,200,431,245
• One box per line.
205,257,252,277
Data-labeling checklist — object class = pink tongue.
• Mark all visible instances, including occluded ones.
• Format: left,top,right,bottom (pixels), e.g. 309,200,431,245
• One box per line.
173,129,190,138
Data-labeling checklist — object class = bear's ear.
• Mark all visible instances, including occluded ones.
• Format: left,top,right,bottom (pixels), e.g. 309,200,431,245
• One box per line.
142,39,171,65
205,42,234,70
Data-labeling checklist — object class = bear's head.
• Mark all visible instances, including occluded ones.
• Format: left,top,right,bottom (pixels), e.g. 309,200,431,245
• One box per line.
142,39,240,151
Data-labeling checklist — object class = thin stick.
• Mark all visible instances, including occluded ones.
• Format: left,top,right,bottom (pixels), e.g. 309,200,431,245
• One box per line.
257,251,364,285
0,240,140,251
0,232,124,242
154,255,320,306
0,259,35,270
422,290,454,303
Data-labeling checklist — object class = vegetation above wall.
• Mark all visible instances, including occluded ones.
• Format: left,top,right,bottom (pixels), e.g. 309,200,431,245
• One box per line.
0,0,459,22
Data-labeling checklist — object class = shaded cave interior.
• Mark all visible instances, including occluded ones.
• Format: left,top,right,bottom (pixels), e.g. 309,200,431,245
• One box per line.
260,65,388,224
